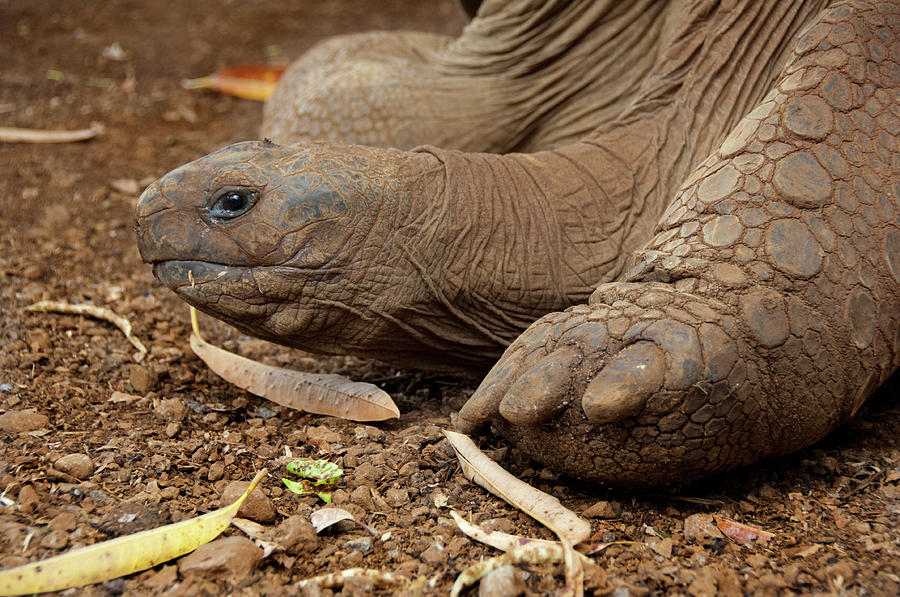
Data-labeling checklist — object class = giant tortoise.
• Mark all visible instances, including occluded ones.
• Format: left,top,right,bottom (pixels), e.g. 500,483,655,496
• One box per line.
136,0,900,486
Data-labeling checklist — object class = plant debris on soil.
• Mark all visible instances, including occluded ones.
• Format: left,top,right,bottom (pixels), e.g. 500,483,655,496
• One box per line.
1,1,898,595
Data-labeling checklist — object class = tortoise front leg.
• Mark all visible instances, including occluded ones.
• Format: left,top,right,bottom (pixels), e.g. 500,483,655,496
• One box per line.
459,0,900,486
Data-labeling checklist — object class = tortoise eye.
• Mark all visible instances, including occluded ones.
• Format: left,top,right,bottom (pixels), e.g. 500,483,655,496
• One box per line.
209,188,258,219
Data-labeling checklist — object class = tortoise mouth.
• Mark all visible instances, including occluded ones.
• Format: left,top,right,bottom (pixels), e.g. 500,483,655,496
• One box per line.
152,260,245,293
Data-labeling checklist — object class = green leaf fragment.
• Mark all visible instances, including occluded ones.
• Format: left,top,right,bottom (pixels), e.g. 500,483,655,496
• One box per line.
286,459,342,485
282,459,342,502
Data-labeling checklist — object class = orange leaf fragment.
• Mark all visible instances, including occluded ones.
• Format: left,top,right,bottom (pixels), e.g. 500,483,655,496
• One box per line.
715,516,775,545
182,64,285,101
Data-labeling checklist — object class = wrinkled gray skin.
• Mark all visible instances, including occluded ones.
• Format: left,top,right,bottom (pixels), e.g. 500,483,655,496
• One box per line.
137,0,900,486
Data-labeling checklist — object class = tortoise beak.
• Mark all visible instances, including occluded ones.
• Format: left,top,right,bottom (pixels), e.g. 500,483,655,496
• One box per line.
135,180,204,265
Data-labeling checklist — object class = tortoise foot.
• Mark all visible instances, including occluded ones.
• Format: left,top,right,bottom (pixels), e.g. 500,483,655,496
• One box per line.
459,281,849,487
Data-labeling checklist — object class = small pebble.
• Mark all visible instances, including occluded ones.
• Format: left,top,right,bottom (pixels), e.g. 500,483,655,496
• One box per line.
207,461,225,481
351,463,383,487
384,487,409,508
54,453,95,480
40,529,69,550
479,565,526,597
0,409,49,433
273,515,319,555
26,329,51,352
0,383,13,391
220,481,275,523
349,485,375,510
48,512,78,531
344,536,374,555
683,513,724,543
178,536,261,583
22,264,44,280
129,365,158,394
17,485,39,511
307,425,341,443
420,541,445,565
257,407,278,419
583,500,620,518
154,397,186,422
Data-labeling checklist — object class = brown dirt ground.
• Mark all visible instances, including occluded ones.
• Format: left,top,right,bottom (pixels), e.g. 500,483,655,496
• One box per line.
1,1,898,595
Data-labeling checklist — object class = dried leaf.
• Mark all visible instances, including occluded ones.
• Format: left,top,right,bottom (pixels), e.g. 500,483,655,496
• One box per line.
450,542,573,597
109,391,143,403
444,430,587,597
0,126,99,143
26,301,147,357
786,543,823,558
715,516,775,545
442,431,589,545
294,568,407,590
189,307,399,421
0,469,266,595
450,510,594,562
310,508,356,534
182,64,285,101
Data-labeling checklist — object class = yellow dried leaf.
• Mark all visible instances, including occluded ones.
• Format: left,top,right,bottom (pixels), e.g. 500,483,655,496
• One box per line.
189,308,399,421
26,300,147,357
0,469,266,596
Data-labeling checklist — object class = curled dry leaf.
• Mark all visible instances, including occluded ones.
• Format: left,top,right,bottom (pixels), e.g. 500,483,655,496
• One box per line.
444,430,587,597
0,469,266,596
442,431,589,545
0,125,99,143
182,64,286,101
26,301,147,358
310,508,355,534
294,568,408,591
189,307,399,421
715,516,775,545
310,507,377,536
450,510,594,563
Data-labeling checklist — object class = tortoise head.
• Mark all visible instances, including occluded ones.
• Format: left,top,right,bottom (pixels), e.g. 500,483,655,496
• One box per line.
135,140,405,353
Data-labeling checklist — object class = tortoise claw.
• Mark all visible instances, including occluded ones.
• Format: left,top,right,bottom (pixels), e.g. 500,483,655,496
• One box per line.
498,346,581,424
581,341,665,423
458,353,522,424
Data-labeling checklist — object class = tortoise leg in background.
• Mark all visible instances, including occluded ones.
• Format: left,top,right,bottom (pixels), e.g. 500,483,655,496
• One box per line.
261,31,473,150
261,1,676,153
459,1,900,486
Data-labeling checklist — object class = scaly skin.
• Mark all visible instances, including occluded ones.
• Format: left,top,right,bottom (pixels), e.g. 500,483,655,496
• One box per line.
136,0,899,485
461,1,900,485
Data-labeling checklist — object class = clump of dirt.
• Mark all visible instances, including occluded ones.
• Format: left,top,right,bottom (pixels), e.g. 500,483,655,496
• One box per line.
1,1,898,595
